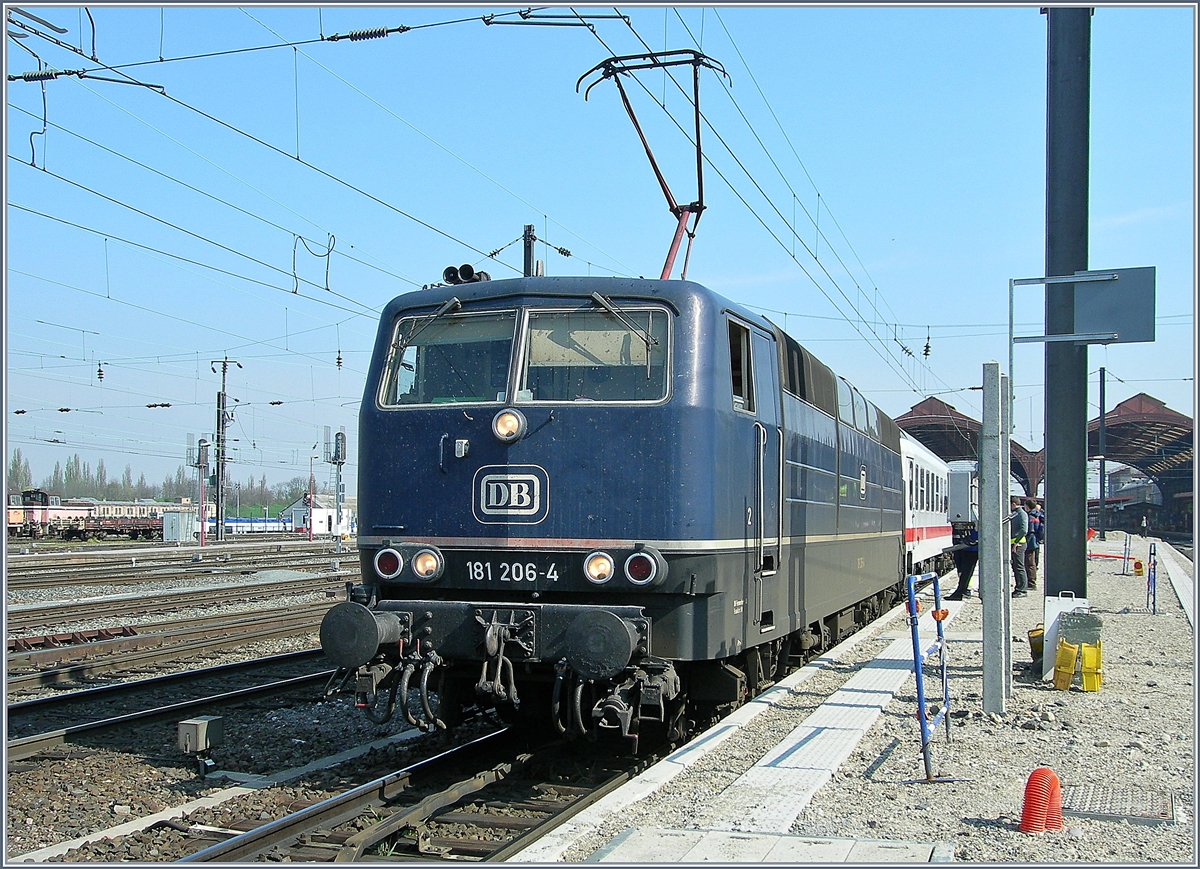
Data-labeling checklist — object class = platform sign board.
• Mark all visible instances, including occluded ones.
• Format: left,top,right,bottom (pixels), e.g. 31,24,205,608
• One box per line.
1073,267,1155,344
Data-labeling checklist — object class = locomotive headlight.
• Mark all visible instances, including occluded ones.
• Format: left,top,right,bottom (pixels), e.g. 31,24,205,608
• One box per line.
492,409,527,443
584,551,615,584
410,548,444,581
374,548,403,580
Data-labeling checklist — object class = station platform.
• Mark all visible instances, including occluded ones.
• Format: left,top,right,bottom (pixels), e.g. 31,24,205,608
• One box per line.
509,534,1194,863
586,827,952,863
512,589,964,862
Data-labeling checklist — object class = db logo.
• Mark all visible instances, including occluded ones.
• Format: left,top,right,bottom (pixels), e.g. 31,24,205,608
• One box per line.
484,477,537,512
473,466,549,524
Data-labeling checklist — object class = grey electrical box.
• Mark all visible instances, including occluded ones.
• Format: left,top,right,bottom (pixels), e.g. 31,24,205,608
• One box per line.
1073,267,1155,344
948,469,978,524
178,716,224,753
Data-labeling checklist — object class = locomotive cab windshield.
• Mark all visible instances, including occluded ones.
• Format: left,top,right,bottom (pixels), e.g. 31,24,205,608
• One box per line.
378,302,670,408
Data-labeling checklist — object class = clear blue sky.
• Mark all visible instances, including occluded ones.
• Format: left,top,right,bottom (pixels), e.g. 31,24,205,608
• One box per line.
4,3,1195,498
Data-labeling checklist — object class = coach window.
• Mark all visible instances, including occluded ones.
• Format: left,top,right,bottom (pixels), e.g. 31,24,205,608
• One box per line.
908,460,914,509
728,320,755,412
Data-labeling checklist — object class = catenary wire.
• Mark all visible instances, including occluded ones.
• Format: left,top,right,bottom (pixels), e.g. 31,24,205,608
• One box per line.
7,103,423,288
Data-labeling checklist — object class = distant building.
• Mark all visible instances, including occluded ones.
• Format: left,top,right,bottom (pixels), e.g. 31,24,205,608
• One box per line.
282,493,357,537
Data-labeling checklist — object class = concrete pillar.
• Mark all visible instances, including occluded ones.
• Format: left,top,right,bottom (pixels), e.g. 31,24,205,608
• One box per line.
981,362,1007,714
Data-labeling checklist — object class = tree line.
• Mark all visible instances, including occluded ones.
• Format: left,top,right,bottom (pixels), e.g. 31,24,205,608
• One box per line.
7,448,317,516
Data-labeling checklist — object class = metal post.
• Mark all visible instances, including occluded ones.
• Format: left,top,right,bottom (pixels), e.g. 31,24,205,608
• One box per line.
335,461,343,554
1001,373,1013,698
214,389,224,541
333,429,346,555
1043,6,1092,600
308,456,315,543
196,438,209,548
211,357,241,542
980,362,1006,714
523,224,535,277
1098,367,1106,540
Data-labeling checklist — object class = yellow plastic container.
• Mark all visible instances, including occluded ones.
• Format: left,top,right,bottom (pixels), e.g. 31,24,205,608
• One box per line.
1080,640,1103,692
1134,560,1145,577
1028,623,1045,663
1053,637,1079,691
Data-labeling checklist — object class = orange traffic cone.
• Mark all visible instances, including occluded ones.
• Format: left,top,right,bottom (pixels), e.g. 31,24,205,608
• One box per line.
1019,767,1063,834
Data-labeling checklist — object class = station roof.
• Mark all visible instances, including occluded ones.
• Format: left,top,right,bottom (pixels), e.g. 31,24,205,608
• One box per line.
895,393,1193,502
1087,393,1193,502
893,397,1044,496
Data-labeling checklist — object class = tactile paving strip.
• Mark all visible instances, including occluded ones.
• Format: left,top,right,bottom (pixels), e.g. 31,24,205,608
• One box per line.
1062,784,1175,825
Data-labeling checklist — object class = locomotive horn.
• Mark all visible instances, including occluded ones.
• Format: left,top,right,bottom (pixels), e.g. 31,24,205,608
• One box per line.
443,265,462,285
457,263,475,282
474,270,490,282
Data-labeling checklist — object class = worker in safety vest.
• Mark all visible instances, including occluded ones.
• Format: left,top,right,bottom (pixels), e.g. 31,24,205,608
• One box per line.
1009,497,1029,597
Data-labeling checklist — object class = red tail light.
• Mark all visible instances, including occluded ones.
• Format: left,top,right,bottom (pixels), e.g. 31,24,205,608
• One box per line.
624,552,657,585
374,548,402,579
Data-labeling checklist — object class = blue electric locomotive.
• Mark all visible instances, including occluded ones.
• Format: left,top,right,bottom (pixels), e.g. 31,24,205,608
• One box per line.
320,274,906,748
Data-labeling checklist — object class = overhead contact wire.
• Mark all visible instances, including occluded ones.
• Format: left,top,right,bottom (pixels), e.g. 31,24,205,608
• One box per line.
7,103,420,288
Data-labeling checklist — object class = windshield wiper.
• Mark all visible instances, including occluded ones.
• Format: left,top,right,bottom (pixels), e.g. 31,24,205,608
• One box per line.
590,292,658,379
393,296,462,359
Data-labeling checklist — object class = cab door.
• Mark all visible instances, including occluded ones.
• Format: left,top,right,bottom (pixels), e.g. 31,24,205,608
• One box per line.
728,318,781,634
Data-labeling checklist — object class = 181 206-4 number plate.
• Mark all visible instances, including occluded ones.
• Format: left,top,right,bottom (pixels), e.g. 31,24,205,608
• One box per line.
464,559,560,584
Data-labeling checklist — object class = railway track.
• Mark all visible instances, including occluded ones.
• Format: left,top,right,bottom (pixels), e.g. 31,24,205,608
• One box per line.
177,728,645,862
5,550,354,591
7,649,335,762
7,602,330,691
6,606,328,693
7,572,349,634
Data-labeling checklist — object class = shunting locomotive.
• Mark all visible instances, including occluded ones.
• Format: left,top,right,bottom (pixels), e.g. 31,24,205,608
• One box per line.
320,272,950,749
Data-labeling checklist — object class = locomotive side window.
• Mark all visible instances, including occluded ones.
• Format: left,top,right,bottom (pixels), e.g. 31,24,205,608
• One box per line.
851,388,869,435
864,401,881,440
836,378,854,425
781,333,805,401
519,308,668,402
728,320,755,412
379,311,516,407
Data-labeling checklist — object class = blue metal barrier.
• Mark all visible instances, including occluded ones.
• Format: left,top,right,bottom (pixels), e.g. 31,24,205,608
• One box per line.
905,571,952,783
1147,542,1158,614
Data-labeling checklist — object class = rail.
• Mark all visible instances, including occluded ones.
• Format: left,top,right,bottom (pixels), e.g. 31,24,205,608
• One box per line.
7,669,332,763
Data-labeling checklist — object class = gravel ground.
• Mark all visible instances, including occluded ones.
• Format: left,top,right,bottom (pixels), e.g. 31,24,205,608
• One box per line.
4,671,496,859
556,534,1195,863
5,535,1193,863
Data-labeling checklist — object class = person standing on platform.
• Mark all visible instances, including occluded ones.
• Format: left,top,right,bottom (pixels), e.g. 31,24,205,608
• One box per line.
1010,496,1029,597
1024,499,1042,590
1141,515,1149,537
946,524,979,601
